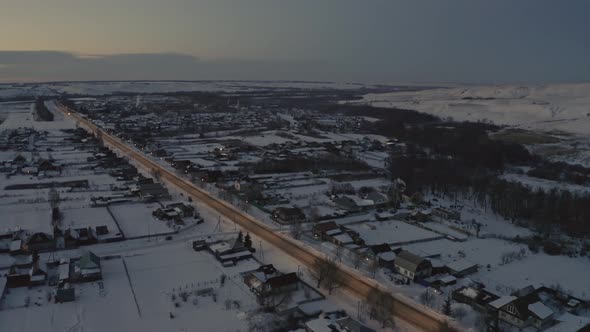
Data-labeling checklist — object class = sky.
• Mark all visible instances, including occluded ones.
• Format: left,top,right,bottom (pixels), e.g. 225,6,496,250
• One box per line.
1,0,589,83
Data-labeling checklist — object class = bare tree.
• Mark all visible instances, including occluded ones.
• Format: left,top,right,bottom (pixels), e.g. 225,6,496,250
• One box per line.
290,222,304,240
258,287,294,311
308,205,320,225
151,168,162,182
247,311,286,332
311,257,339,290
351,250,364,269
334,245,344,263
454,307,467,321
419,290,435,307
48,187,60,209
388,178,405,208
95,129,104,147
323,266,343,295
368,259,379,279
366,288,395,328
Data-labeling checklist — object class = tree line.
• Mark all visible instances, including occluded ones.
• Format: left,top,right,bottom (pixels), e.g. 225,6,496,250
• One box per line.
35,98,54,121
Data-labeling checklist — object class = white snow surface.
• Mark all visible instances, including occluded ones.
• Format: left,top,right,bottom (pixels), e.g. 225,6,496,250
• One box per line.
0,80,380,99
353,83,590,135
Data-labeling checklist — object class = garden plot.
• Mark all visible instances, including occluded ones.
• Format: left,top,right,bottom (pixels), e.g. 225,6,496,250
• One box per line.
0,259,140,332
234,132,294,147
355,151,389,169
426,194,533,238
403,237,527,269
480,253,590,300
346,220,442,246
0,204,53,233
60,206,118,232
107,202,173,238
124,243,259,331
421,221,469,241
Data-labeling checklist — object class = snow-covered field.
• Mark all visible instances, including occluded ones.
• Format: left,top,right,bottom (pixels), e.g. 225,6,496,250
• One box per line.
0,80,382,100
108,203,174,238
346,220,442,246
350,83,590,135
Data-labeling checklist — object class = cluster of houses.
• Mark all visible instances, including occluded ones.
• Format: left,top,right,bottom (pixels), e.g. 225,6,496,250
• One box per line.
453,284,587,331
193,235,254,267
312,220,480,283
0,250,102,304
152,202,198,225
2,225,118,256
304,311,376,332
240,264,376,332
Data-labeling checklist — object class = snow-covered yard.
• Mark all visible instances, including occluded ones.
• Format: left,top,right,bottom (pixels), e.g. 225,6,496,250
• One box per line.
346,220,442,246
108,203,174,238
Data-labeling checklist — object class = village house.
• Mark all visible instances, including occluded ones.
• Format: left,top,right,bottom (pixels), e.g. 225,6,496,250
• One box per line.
136,182,171,201
366,243,396,270
313,221,341,241
9,238,23,255
452,286,500,313
153,202,195,223
445,259,478,278
394,250,432,280
54,227,79,249
272,207,306,224
207,239,253,266
23,232,54,253
244,268,300,298
6,265,32,288
489,286,555,331
365,191,389,206
305,312,376,332
76,250,102,281
75,227,98,246
166,202,195,218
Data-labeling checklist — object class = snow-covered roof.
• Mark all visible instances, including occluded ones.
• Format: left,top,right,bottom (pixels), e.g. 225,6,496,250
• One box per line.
332,233,354,244
209,242,231,253
9,240,21,251
325,229,342,236
305,317,334,332
528,301,553,320
439,275,457,284
488,296,516,309
58,264,70,281
377,251,396,261
446,259,477,272
459,287,478,299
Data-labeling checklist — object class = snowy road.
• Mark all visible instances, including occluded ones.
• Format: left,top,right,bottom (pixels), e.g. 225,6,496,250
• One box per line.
53,101,459,332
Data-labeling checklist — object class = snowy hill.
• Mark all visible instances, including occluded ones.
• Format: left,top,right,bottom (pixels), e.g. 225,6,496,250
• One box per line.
354,83,590,135
0,80,379,100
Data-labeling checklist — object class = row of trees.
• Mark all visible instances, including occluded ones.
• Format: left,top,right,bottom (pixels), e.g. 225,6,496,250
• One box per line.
391,154,590,236
527,161,590,185
35,98,54,121
251,154,370,174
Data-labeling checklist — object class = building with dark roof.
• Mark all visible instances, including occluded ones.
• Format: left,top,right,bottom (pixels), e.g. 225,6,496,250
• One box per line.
394,250,432,280
272,207,306,224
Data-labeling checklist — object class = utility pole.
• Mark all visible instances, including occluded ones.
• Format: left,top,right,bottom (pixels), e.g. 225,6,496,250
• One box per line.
214,216,222,233
259,240,264,262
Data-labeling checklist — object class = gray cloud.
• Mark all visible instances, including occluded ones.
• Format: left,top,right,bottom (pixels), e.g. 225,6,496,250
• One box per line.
0,51,341,83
